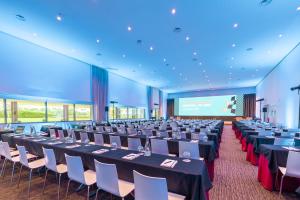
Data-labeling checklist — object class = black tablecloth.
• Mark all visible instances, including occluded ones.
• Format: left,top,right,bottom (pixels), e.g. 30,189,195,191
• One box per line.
3,134,212,200
74,131,217,162
40,126,62,134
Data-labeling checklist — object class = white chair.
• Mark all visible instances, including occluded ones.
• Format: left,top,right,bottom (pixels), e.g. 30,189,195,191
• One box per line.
159,131,169,138
16,145,45,198
277,151,300,196
127,127,137,135
96,126,105,132
49,129,56,138
105,126,112,132
179,141,203,160
274,138,294,146
0,142,36,183
128,138,141,151
42,147,67,199
180,132,187,139
109,135,122,148
67,129,74,138
133,170,185,200
151,139,170,156
94,133,104,146
80,132,90,143
58,130,65,139
117,127,126,134
64,154,96,200
191,133,199,140
94,160,134,200
142,129,153,136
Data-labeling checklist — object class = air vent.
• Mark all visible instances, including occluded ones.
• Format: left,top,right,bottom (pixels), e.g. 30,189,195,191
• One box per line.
16,14,26,21
260,0,272,6
246,47,253,51
192,58,198,61
96,53,102,56
173,27,182,33
137,39,142,44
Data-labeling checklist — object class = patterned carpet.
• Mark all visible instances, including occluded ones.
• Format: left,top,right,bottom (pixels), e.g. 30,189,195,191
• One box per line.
210,126,299,200
0,126,299,200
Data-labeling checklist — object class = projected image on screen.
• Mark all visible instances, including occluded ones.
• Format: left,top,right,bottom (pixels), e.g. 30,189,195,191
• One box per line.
175,95,244,116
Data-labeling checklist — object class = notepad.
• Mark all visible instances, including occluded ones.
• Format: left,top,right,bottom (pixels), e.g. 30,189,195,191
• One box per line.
160,159,177,168
66,144,81,149
149,136,156,139
92,149,109,154
191,140,199,143
33,138,47,142
163,137,171,140
122,153,140,160
283,147,300,152
266,136,275,138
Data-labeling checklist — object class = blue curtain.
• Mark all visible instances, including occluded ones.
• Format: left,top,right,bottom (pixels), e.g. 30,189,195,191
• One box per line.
91,66,108,121
147,86,153,119
159,90,163,118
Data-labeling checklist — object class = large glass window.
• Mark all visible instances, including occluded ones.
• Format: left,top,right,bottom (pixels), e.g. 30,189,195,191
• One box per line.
68,104,75,121
6,99,46,123
109,106,145,120
137,108,145,119
119,107,128,119
0,99,4,123
75,104,92,121
47,103,64,122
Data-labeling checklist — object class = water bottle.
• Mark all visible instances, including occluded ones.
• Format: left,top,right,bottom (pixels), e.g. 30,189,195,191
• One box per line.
144,137,151,156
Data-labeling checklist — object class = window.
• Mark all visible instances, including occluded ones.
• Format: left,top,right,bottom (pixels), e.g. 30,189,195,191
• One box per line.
109,106,117,120
119,107,128,119
75,104,92,121
6,99,46,123
68,104,75,121
0,99,4,123
137,108,145,119
47,103,75,122
109,106,145,120
128,107,133,119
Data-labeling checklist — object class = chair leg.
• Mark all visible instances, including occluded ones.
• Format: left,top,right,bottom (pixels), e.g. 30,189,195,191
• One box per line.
17,165,23,188
42,169,49,194
65,179,71,199
58,173,62,200
28,169,33,198
95,188,100,200
10,162,16,183
279,175,285,197
0,159,7,178
87,185,90,200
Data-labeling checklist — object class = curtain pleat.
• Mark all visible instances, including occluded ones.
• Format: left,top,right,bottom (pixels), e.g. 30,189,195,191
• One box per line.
167,99,174,118
147,86,153,119
243,94,256,117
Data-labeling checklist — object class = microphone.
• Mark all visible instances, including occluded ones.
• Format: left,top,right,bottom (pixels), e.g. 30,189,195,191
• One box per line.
291,85,300,91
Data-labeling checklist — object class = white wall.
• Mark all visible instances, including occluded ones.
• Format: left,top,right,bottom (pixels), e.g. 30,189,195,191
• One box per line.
256,43,300,128
108,72,148,108
0,32,91,103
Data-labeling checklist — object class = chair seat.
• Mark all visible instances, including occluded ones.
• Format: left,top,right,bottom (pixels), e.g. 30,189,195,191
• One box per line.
168,192,186,200
279,167,286,175
117,179,134,197
279,166,300,178
56,164,68,174
168,154,177,157
28,158,45,169
83,170,96,186
11,153,37,162
10,150,20,157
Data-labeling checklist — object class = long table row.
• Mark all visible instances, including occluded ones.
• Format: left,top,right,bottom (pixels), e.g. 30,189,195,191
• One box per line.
1,133,212,200
233,121,300,193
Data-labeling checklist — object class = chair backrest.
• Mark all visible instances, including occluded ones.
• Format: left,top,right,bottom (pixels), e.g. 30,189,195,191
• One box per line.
43,147,57,172
1,142,12,160
128,138,141,151
65,154,85,183
109,135,121,148
117,127,126,134
133,170,168,200
94,160,120,196
151,139,169,156
80,132,90,143
17,145,29,167
274,138,294,146
127,127,137,135
67,129,74,137
49,129,56,138
142,129,153,136
105,126,112,132
58,130,64,139
159,131,168,138
180,132,187,139
191,133,199,140
179,141,200,159
96,126,105,132
286,151,300,177
94,134,104,146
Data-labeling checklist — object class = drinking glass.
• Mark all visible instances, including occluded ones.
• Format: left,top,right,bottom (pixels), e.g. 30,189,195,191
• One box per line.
182,151,191,162
111,142,118,150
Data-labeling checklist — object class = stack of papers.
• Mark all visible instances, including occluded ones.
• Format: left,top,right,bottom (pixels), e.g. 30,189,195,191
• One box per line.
48,141,63,145
66,144,81,149
149,136,156,139
160,159,178,168
163,137,171,140
122,153,140,160
93,149,109,154
33,138,47,142
266,136,275,138
191,140,199,143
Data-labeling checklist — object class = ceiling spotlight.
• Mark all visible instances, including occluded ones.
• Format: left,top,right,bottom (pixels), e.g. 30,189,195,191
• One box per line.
297,6,300,11
232,43,236,47
278,34,283,38
229,66,233,69
171,8,176,15
172,67,176,70
56,14,62,21
231,57,234,60
185,36,190,41
193,52,197,56
149,46,154,51
33,32,37,37
163,58,166,62
96,39,100,43
199,62,202,66
127,26,132,31
233,23,239,28
122,54,126,58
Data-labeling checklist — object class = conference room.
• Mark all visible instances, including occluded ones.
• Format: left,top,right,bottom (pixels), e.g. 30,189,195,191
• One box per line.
0,1,300,200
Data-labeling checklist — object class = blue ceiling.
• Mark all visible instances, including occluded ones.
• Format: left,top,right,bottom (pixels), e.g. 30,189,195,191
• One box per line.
0,0,300,93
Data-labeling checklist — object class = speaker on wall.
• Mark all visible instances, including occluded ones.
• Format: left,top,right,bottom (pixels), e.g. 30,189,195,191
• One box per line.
262,107,268,113
105,106,109,112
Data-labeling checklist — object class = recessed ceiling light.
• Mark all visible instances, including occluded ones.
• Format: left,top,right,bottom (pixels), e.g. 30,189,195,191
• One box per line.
202,70,206,73
122,54,126,58
163,58,166,62
231,57,234,60
278,34,283,38
172,67,176,70
171,8,176,15
232,43,236,47
33,32,37,37
127,26,132,31
96,39,100,43
198,62,202,66
297,6,300,11
229,66,233,69
193,52,197,56
56,14,62,21
233,23,239,28
149,46,154,51
179,73,182,76
138,64,142,67
185,36,190,41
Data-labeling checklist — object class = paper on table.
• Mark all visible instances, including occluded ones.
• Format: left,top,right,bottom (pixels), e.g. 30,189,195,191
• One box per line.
93,149,109,154
122,153,140,160
163,137,171,140
66,144,81,149
48,141,63,145
266,136,275,138
191,140,199,143
149,136,156,139
160,159,178,168
33,138,47,142
283,147,300,152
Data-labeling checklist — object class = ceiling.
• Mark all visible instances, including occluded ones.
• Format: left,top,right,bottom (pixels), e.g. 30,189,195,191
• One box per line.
0,0,300,93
